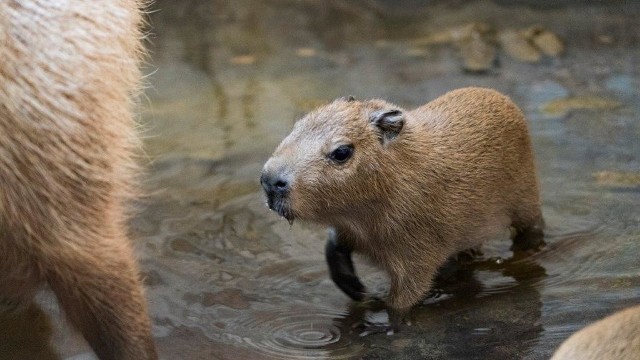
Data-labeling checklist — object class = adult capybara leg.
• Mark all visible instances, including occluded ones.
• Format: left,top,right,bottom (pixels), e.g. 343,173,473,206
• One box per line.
0,302,59,360
0,242,42,314
45,234,157,360
1,0,155,358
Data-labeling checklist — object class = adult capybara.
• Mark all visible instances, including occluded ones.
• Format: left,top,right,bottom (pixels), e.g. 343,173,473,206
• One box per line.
0,0,156,358
261,88,543,331
551,304,640,360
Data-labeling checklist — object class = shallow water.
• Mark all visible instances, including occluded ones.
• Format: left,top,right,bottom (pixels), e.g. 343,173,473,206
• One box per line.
2,1,639,359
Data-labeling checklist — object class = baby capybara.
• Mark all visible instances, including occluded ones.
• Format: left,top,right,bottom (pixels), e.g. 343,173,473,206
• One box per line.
261,88,543,330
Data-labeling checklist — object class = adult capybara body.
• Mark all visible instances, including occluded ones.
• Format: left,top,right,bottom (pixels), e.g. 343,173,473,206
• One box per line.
551,304,640,360
261,87,543,327
0,1,156,359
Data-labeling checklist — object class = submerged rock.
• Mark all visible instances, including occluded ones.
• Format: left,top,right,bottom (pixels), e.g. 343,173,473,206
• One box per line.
594,171,640,186
457,23,497,73
540,96,621,116
498,29,542,63
525,26,564,56
413,22,497,72
413,22,563,71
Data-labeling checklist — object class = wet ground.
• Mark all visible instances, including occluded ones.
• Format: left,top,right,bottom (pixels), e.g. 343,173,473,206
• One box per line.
3,1,639,359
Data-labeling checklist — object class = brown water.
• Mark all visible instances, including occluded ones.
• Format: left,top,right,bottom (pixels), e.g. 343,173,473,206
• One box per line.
2,1,639,359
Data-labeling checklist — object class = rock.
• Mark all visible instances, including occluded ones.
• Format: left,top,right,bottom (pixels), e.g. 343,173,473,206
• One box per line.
525,26,564,56
499,29,541,63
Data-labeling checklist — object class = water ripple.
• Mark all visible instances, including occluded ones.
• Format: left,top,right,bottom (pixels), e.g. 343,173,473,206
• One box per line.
532,221,609,288
230,308,360,360
257,260,329,291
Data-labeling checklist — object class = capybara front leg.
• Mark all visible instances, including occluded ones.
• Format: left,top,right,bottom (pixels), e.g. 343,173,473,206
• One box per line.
45,240,157,360
356,266,430,336
387,265,435,331
325,228,367,301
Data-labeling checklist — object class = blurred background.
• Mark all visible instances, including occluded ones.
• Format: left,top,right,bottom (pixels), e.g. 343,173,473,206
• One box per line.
4,1,638,359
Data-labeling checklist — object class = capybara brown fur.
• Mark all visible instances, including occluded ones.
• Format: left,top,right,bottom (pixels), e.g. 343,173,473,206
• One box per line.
261,87,544,329
551,304,640,360
0,0,156,359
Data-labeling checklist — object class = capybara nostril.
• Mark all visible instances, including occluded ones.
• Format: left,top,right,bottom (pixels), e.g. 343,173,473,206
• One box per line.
274,179,288,190
260,172,289,195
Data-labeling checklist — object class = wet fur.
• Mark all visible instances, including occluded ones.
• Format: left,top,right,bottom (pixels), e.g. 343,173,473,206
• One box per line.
551,304,640,360
0,0,156,358
264,87,543,322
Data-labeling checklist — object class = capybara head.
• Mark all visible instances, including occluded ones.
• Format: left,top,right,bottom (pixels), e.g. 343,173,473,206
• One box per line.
261,96,407,224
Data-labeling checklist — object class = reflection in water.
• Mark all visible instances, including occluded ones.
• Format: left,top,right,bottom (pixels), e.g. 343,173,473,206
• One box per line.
3,0,638,359
438,258,545,359
334,253,546,360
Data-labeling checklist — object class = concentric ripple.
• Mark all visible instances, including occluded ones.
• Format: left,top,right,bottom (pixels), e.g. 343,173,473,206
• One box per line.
271,316,341,348
231,308,361,359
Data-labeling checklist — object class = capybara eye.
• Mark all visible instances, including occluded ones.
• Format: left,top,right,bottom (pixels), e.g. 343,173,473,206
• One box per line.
329,145,354,163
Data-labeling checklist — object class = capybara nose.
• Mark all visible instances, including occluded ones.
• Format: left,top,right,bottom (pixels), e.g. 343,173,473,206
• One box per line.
260,172,290,199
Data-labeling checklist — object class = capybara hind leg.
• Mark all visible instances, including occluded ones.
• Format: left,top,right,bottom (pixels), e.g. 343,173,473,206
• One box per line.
511,206,545,252
45,238,157,360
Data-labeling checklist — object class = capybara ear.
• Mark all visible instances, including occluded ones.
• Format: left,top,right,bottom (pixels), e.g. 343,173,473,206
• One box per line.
336,95,356,102
370,109,404,144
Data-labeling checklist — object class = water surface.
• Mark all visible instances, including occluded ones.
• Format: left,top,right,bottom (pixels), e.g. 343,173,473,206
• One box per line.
4,1,639,359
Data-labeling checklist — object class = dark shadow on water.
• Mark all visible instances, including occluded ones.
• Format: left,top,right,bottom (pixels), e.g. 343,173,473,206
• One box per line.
333,252,547,360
